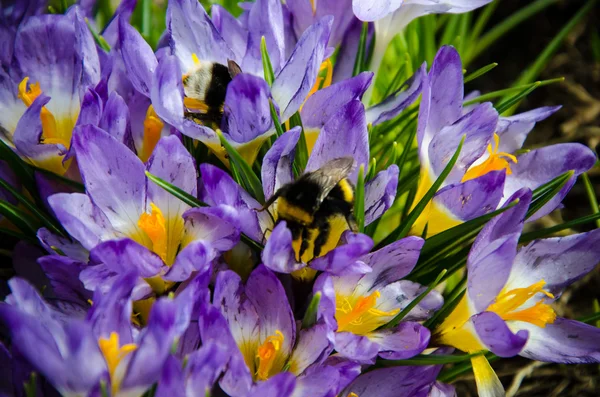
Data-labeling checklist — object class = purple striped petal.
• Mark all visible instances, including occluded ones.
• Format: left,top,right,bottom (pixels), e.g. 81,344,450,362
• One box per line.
262,221,305,274
249,372,296,397
334,332,379,362
119,17,157,97
372,321,430,359
100,91,134,149
242,0,286,75
310,232,373,275
211,4,248,61
262,128,301,199
497,106,561,153
287,0,354,47
364,165,399,225
288,323,332,375
472,311,528,357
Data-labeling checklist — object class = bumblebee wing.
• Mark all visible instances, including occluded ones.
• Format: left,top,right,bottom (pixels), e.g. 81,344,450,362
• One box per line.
227,59,242,78
302,157,354,203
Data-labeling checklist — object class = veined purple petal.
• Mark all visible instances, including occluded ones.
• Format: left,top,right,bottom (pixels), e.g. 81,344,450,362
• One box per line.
184,340,231,394
352,0,403,21
167,0,235,73
99,0,137,47
334,332,379,362
250,372,296,397
472,311,528,357
262,128,301,199
156,355,185,397
517,318,600,364
37,255,90,306
496,106,561,153
69,6,101,92
288,0,354,47
364,165,399,225
119,17,157,97
223,73,274,144
429,102,498,184
88,239,165,278
77,87,103,127
372,321,430,360
374,280,443,322
418,46,463,150
434,170,505,221
467,189,531,313
305,99,368,182
302,72,373,129
332,18,373,83
272,16,332,121
366,63,425,126
341,364,441,397
72,124,146,234
310,232,373,275
211,4,248,61
288,323,332,376
246,265,296,356
48,192,118,251
262,221,305,274
242,0,286,75
100,91,134,149
507,229,600,297
293,365,341,397
313,274,337,338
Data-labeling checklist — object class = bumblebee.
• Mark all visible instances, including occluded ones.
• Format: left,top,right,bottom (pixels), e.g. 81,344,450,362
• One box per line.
183,59,242,128
262,157,358,263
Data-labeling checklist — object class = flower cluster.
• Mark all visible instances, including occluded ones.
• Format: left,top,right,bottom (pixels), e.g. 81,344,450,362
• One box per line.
0,1,599,397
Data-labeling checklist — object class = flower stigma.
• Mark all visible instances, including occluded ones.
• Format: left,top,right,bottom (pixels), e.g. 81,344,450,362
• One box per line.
137,203,168,263
256,330,285,381
335,291,399,334
98,332,137,395
140,105,164,162
462,133,518,182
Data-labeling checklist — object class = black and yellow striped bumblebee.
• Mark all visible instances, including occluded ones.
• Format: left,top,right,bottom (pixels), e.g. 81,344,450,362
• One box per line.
262,157,358,263
182,59,242,128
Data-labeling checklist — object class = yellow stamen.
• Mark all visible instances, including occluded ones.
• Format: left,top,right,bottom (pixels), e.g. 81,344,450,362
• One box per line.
183,97,209,112
306,58,333,101
137,203,167,262
191,53,201,66
309,0,317,15
487,280,556,328
139,105,164,162
347,393,359,397
256,330,285,381
98,332,137,395
17,77,65,148
336,291,399,334
462,133,518,182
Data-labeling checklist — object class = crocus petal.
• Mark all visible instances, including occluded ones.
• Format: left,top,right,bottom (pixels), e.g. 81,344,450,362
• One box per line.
293,365,341,397
13,95,67,172
372,321,430,359
288,323,332,375
332,19,373,83
151,54,216,141
305,100,369,182
100,91,134,149
433,170,505,221
507,229,600,297
334,331,379,362
48,192,118,251
471,354,504,397
287,0,354,47
366,63,425,126
72,124,146,234
374,279,443,322
313,274,337,336
428,102,498,183
310,232,373,275
100,0,137,46
167,0,235,72
364,165,399,225
272,16,333,121
262,127,301,199
418,45,463,151
515,318,600,363
246,265,296,356
496,106,561,153
119,17,157,97
211,4,248,61
471,311,528,357
185,340,230,394
262,221,306,273
155,355,185,397
467,189,531,312
88,239,165,278
504,143,597,220
37,227,88,262
37,255,90,306
301,72,373,129
341,364,441,397
223,73,275,147
77,87,103,127
249,372,296,397
243,0,286,75
352,0,403,21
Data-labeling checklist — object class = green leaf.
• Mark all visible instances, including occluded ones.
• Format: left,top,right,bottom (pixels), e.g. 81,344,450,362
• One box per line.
0,200,41,236
463,63,498,84
424,289,466,330
24,372,37,397
582,173,600,228
0,177,66,237
520,212,600,242
85,18,111,52
261,36,275,86
269,100,285,138
0,139,36,195
216,130,265,204
466,0,558,64
468,1,500,50
376,352,482,367
383,269,447,329
527,171,573,219
302,292,321,329
495,81,540,114
354,165,366,233
438,353,499,383
579,310,600,325
141,0,152,40
379,136,464,245
352,22,369,77
290,112,309,173
32,166,85,192
463,78,563,106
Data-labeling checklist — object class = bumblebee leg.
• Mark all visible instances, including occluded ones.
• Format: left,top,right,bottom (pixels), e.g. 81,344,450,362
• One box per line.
299,227,311,262
346,212,359,232
312,219,331,258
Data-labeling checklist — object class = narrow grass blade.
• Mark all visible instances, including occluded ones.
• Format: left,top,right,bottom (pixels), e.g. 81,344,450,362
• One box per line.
354,165,365,233
495,81,540,114
302,292,321,329
290,112,308,172
0,200,40,236
376,352,481,367
527,171,573,219
353,22,369,77
261,36,275,86
463,78,563,106
582,173,600,228
85,18,111,52
520,212,600,242
464,63,498,84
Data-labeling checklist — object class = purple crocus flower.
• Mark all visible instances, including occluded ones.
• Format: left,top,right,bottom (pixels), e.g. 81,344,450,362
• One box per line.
433,188,600,396
0,270,196,397
312,236,442,363
0,8,100,176
44,124,238,300
411,46,596,236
